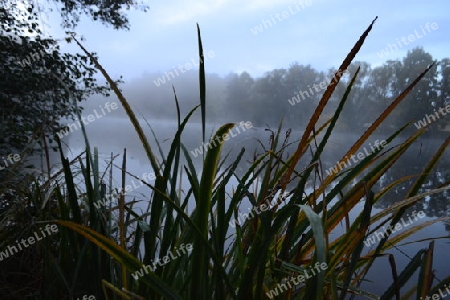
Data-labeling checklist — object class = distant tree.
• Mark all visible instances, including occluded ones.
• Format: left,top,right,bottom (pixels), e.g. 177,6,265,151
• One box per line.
205,73,228,120
366,62,398,106
224,72,255,121
439,58,450,105
339,61,373,129
219,48,447,133
251,69,291,126
284,63,325,127
438,58,450,129
391,48,438,128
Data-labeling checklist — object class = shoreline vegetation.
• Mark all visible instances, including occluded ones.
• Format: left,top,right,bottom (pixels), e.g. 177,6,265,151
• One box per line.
1,17,450,299
0,225,59,261
131,244,193,280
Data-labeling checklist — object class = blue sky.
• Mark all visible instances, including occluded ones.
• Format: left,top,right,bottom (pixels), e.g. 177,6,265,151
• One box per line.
39,0,450,81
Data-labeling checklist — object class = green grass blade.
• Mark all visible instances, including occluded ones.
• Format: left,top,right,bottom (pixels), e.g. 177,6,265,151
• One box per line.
380,249,426,300
417,241,434,299
298,204,327,300
191,123,235,299
71,35,161,177
197,24,206,146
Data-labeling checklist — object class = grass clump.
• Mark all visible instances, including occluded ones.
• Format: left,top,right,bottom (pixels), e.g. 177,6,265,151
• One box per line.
1,18,449,299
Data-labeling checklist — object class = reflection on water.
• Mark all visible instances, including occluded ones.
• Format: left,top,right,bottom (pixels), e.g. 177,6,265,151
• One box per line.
60,116,449,297
63,117,449,225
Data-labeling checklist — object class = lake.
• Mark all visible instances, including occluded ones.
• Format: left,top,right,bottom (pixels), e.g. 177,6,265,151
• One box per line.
59,115,449,298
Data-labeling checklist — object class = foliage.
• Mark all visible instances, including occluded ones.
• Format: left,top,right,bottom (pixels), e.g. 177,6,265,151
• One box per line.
0,0,140,164
1,18,450,300
221,48,448,133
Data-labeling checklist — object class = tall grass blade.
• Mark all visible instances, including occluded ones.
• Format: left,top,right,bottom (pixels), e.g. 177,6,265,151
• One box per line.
282,16,378,188
417,241,434,299
70,35,161,176
299,204,327,300
197,24,206,147
380,249,426,300
191,123,235,299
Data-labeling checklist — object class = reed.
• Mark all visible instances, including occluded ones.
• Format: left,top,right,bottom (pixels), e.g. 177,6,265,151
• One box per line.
1,18,449,299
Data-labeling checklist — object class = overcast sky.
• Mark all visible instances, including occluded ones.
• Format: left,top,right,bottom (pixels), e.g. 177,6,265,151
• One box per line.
40,0,450,81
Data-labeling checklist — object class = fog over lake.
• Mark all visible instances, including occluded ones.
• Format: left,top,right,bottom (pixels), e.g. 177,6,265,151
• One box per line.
2,0,450,298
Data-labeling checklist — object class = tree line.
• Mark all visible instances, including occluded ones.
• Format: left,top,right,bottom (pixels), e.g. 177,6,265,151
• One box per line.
222,47,450,134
